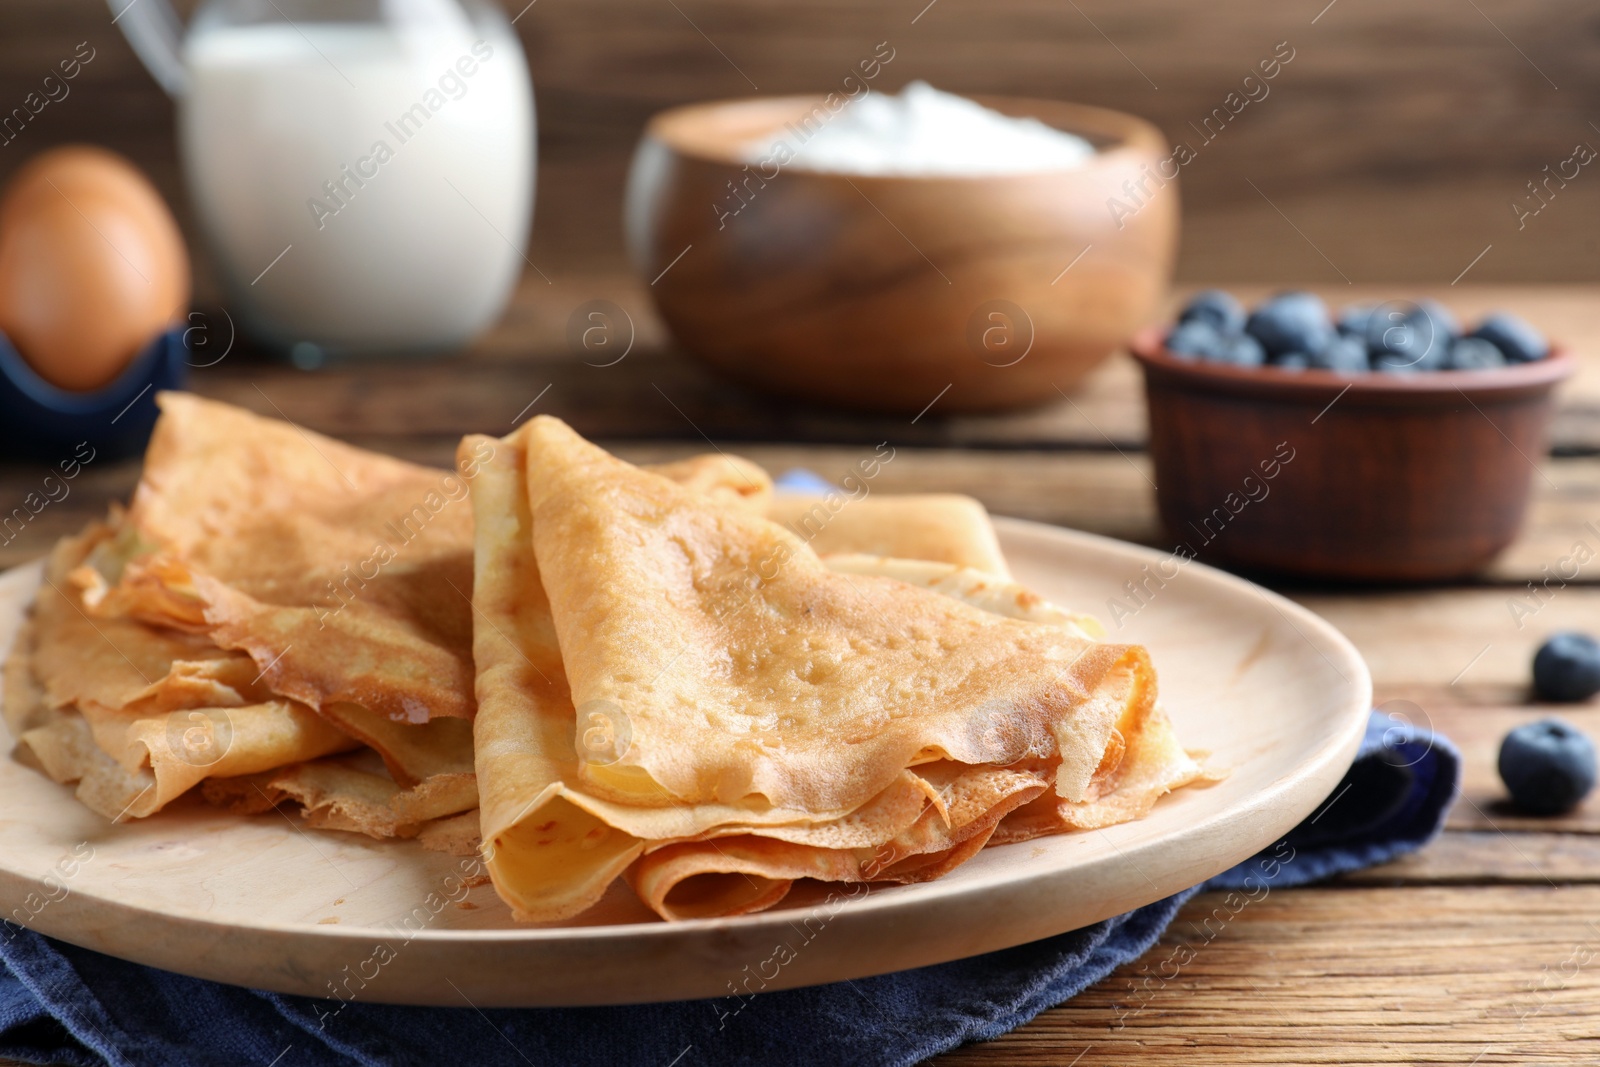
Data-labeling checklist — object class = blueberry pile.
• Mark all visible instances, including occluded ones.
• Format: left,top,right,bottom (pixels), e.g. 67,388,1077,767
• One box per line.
1165,290,1551,373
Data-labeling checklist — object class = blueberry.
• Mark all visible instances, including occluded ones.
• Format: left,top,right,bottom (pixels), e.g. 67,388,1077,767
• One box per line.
1166,320,1226,360
1533,632,1600,702
1409,300,1459,368
1412,299,1461,343
1273,352,1310,371
1366,302,1450,371
1245,292,1334,359
1498,718,1596,815
1470,312,1549,364
1336,304,1378,338
1178,290,1246,333
1214,333,1266,367
1448,336,1507,371
1309,335,1369,373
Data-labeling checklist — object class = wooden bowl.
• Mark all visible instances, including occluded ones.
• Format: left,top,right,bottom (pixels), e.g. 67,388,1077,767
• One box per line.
1129,327,1575,582
625,95,1177,414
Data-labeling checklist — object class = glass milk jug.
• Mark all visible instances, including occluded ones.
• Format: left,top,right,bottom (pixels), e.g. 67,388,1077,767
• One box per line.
112,0,535,359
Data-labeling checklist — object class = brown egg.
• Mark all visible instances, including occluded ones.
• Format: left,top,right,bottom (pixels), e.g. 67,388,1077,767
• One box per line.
0,145,190,392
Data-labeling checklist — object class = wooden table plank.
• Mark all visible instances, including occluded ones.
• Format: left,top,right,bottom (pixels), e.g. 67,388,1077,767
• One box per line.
933,886,1600,1065
1297,588,1595,692
1339,831,1600,885
136,280,1600,452
182,268,1150,450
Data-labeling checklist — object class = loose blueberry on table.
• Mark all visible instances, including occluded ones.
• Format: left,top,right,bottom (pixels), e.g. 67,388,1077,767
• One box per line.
1498,718,1597,815
1164,291,1550,373
1532,631,1600,703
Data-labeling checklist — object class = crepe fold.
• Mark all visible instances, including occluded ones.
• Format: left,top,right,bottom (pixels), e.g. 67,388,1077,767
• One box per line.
464,416,1205,923
13,526,359,821
74,391,483,724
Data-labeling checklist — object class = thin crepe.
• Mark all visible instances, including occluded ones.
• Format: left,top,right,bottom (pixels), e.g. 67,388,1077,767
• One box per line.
467,433,996,922
525,415,1145,816
467,417,1203,922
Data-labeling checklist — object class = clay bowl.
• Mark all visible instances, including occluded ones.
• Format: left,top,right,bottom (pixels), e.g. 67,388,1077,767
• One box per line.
625,95,1177,414
1129,327,1575,583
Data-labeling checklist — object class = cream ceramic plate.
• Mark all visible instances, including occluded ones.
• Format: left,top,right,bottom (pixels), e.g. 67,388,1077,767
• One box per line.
0,519,1370,1007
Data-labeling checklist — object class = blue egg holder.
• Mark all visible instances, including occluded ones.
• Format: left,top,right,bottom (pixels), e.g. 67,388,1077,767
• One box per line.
0,326,189,462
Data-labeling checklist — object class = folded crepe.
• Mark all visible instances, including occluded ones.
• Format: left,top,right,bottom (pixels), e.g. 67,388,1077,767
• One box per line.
465,417,1205,922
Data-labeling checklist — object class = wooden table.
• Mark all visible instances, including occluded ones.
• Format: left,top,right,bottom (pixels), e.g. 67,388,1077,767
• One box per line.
4,279,1600,1064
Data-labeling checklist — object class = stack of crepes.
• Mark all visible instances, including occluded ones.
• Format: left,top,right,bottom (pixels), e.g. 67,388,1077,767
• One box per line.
1,393,769,856
464,417,1210,922
2,393,1211,923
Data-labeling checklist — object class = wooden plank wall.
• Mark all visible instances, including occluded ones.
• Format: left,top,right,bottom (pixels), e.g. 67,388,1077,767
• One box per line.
2,0,1597,285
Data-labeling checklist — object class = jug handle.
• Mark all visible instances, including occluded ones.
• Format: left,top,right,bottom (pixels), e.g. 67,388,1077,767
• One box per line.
108,0,187,96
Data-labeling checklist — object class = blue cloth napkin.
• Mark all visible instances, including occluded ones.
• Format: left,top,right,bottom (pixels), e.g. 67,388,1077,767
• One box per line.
0,710,1457,1067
